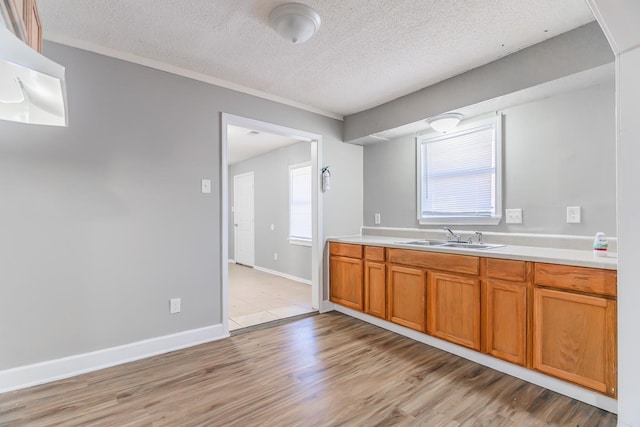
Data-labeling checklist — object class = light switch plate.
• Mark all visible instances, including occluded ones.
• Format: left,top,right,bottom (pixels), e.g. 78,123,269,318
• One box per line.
567,206,581,223
170,298,181,314
374,213,381,225
201,179,211,194
505,208,523,224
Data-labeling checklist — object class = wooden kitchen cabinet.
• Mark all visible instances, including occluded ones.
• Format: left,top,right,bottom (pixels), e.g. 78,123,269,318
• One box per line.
329,243,363,311
534,262,616,297
484,259,528,366
427,271,481,350
533,263,617,397
388,248,479,275
364,246,386,319
328,240,618,398
485,279,527,365
387,264,426,332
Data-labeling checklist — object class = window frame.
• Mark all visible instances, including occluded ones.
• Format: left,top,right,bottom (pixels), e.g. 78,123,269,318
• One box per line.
416,115,503,226
288,161,313,246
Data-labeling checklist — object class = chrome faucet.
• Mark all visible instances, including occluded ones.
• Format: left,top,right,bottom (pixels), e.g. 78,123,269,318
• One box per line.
475,231,483,244
443,227,461,243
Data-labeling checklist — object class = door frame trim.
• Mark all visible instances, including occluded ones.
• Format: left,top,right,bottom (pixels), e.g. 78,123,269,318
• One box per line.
220,113,323,333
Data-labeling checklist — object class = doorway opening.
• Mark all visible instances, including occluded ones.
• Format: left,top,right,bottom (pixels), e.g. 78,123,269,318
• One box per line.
221,113,323,333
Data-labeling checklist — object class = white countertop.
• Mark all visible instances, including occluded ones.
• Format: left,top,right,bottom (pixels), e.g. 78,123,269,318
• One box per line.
328,234,618,270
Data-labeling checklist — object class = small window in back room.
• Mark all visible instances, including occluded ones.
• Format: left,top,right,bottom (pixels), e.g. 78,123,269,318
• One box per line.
417,115,503,225
289,162,312,245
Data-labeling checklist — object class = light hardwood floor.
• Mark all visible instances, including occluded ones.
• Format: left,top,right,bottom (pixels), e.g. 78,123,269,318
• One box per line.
228,263,315,330
0,312,616,426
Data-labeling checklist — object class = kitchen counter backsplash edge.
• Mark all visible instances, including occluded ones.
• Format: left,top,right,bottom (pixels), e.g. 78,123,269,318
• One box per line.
327,227,617,270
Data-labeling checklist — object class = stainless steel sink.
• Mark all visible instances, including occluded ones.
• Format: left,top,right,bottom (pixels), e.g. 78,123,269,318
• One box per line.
396,240,447,246
397,240,505,250
440,242,505,250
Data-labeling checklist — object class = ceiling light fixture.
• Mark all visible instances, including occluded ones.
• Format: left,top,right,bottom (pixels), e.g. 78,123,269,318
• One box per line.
427,112,464,133
269,3,321,44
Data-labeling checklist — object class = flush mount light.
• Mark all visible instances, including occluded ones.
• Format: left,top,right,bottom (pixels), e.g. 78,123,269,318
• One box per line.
269,3,321,44
427,112,464,133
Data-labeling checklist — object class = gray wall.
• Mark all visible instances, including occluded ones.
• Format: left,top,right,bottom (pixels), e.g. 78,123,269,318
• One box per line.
228,142,312,281
364,81,616,236
0,42,363,370
345,22,614,143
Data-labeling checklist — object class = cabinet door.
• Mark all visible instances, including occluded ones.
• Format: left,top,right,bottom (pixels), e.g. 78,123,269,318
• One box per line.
486,280,526,365
364,261,386,319
329,256,363,311
428,272,481,350
387,265,426,332
533,288,616,396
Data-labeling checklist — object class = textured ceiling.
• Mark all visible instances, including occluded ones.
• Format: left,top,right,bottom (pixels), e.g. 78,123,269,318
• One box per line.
38,0,595,118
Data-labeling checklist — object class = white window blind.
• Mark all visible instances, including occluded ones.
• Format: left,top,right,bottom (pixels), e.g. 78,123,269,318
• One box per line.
289,163,312,241
417,117,502,225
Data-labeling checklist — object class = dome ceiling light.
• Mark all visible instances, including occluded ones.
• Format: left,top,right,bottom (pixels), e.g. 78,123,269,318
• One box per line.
269,3,321,44
427,112,464,133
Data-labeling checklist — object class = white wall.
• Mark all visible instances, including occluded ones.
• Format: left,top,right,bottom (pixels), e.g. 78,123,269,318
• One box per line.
615,45,640,427
587,1,640,424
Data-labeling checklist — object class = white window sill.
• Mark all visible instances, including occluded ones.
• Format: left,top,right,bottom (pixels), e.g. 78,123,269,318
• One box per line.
289,238,312,247
418,216,502,226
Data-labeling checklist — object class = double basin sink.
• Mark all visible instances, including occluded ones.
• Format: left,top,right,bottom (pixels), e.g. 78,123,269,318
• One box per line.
397,240,505,250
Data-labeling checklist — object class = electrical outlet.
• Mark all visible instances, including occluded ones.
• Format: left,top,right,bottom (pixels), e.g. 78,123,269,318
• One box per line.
505,208,523,224
567,206,581,224
374,213,381,225
274,252,278,261
170,298,181,314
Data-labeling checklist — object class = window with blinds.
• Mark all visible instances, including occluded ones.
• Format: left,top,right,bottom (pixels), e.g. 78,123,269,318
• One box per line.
417,116,502,225
289,162,312,244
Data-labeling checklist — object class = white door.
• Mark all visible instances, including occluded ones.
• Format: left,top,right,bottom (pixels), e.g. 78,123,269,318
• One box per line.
233,172,255,267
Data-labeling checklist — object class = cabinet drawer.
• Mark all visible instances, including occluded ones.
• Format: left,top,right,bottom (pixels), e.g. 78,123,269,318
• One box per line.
330,242,362,258
364,246,385,261
389,249,479,275
487,258,527,282
535,263,616,297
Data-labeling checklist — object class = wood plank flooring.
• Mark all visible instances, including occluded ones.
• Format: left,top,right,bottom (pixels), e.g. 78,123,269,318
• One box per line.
0,312,617,426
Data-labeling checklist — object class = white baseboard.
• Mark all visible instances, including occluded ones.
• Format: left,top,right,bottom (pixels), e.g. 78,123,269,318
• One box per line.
0,324,228,394
333,306,618,414
228,259,236,264
253,265,311,285
319,300,336,313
